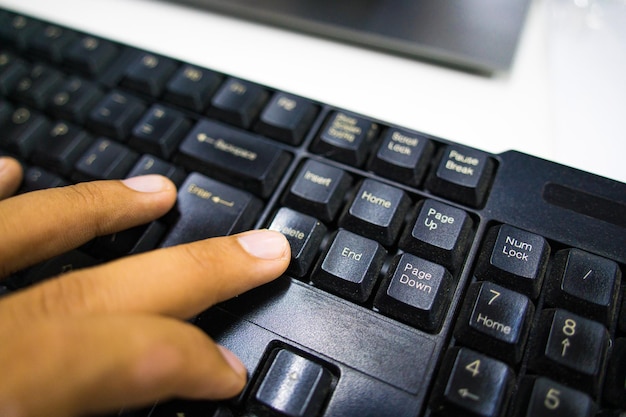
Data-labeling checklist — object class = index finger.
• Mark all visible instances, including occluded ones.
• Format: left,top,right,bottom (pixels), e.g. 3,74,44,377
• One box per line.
1,230,290,323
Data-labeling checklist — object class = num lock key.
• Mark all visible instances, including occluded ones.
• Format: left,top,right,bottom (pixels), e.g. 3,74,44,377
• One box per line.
475,224,550,299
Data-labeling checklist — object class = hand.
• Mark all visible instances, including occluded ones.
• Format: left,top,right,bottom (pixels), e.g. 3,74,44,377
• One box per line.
0,157,291,417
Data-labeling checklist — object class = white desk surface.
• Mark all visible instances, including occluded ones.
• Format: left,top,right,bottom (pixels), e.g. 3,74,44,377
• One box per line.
2,0,625,183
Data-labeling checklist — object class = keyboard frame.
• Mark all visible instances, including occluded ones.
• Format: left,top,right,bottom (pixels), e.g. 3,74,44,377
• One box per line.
1,7,625,417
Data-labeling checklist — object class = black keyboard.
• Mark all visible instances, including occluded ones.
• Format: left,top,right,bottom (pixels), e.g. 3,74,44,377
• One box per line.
1,8,625,417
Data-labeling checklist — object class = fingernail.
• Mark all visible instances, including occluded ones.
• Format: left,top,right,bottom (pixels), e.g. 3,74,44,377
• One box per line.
237,229,290,260
217,345,247,378
122,175,171,193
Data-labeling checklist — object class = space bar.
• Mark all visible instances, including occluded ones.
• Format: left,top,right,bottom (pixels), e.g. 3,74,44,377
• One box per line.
219,278,436,394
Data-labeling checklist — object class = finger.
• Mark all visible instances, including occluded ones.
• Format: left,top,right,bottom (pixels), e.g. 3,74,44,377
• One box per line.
0,175,177,277
2,229,290,321
0,314,246,417
0,157,23,200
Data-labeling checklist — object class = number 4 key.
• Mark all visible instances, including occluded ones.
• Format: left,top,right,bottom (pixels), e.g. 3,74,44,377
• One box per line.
431,347,514,417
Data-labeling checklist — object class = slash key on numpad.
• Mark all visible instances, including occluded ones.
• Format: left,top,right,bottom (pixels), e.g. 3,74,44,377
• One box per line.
545,248,621,325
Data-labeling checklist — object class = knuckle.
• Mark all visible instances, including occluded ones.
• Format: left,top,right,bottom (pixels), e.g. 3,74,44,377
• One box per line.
60,182,111,237
32,273,98,317
179,241,225,277
63,182,106,209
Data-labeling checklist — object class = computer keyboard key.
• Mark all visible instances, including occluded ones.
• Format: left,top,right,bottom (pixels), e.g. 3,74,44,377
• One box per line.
64,35,118,76
268,207,327,278
73,138,138,181
20,166,68,192
115,406,156,417
87,91,147,141
255,92,318,145
617,294,626,334
160,173,262,247
48,76,103,123
281,159,352,223
0,286,10,298
0,99,13,126
475,224,550,299
368,128,434,187
89,222,167,260
12,63,63,109
150,399,228,417
546,248,621,325
16,250,101,288
176,119,291,198
515,376,597,417
129,104,190,158
454,282,534,364
1,107,50,158
339,178,411,246
0,13,40,49
374,253,453,332
126,154,186,186
253,349,333,417
3,9,626,417
311,111,379,166
399,198,473,270
431,347,514,417
31,121,93,176
163,64,222,112
527,308,610,395
208,77,268,128
603,338,626,408
312,229,386,303
426,144,494,207
120,52,178,97
29,24,76,62
0,52,29,95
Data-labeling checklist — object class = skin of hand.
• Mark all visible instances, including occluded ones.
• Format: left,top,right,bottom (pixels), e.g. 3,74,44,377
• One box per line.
0,157,291,417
